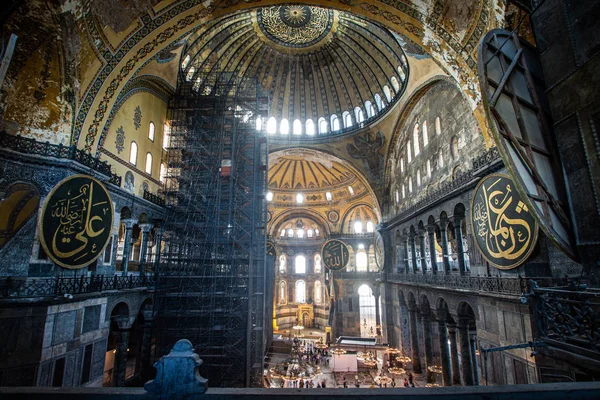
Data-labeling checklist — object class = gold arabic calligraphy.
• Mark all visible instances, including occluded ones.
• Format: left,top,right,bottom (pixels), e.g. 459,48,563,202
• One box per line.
322,240,349,271
472,175,537,268
41,176,113,269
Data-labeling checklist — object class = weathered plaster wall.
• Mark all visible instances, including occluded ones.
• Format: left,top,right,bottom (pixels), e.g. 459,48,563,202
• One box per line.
386,80,484,218
100,91,168,196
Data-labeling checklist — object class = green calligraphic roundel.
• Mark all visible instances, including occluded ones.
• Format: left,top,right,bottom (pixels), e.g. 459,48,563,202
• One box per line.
321,239,349,271
470,173,538,270
40,174,114,269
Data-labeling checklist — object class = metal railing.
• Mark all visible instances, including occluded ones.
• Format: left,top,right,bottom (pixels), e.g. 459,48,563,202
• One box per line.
529,281,600,354
143,189,166,207
387,272,560,295
0,274,154,298
0,131,122,186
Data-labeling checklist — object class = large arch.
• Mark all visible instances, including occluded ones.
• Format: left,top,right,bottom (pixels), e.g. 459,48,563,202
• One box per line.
74,0,502,152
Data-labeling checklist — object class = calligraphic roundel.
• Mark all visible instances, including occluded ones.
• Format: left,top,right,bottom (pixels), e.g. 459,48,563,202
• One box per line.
471,173,538,270
322,239,349,271
40,175,114,269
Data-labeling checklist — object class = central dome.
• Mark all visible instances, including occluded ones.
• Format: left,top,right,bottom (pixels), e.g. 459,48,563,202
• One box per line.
257,5,334,48
181,5,409,140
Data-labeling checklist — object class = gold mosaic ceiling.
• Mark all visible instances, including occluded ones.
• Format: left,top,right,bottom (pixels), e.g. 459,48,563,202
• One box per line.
268,154,355,191
181,5,409,136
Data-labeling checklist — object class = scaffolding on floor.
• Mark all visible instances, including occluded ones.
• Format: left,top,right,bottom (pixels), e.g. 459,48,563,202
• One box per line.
155,72,273,388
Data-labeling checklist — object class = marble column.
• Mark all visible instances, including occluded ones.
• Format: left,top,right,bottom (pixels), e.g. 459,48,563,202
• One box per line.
458,319,475,386
427,225,438,274
436,311,452,386
120,219,137,275
140,307,154,380
138,223,153,275
112,315,135,387
470,333,480,385
448,323,461,385
403,235,410,274
419,228,427,274
453,217,467,275
439,220,451,274
153,225,164,275
410,233,418,273
421,307,435,382
408,302,422,374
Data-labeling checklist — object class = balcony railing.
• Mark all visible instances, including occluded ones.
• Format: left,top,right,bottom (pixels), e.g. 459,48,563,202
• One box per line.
529,281,600,356
0,131,122,186
386,272,561,296
0,274,155,299
143,189,166,207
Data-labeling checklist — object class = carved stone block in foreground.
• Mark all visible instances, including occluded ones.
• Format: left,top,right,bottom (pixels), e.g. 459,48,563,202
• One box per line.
145,339,207,397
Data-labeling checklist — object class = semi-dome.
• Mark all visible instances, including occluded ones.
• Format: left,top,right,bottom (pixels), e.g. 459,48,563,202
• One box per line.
181,4,409,140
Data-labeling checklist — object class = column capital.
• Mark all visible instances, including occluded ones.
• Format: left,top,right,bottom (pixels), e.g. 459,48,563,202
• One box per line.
122,218,138,229
112,315,136,331
453,215,464,227
426,224,437,233
436,309,449,323
139,223,154,233
420,304,432,317
407,300,418,312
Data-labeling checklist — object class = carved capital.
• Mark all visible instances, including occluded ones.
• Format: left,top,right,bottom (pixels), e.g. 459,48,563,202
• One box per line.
139,223,154,233
112,315,135,331
122,218,138,229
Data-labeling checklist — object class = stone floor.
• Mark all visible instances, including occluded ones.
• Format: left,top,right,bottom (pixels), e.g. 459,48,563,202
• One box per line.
267,329,430,389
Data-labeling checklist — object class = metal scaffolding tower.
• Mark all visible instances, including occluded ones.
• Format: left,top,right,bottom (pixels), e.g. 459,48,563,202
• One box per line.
155,72,272,387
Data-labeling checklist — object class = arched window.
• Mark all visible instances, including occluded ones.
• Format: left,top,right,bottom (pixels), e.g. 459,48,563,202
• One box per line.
417,169,421,187
314,254,322,273
293,119,302,135
365,101,375,118
306,119,315,135
148,122,155,141
374,93,383,111
391,76,400,92
427,159,432,178
366,221,374,233
435,116,441,136
400,158,404,173
280,118,289,135
162,123,170,149
255,116,263,131
331,115,340,131
145,153,153,175
451,136,459,158
266,117,277,134
297,229,304,238
182,55,191,70
383,85,392,102
413,124,420,156
279,281,286,304
287,228,294,238
129,142,138,165
279,255,287,273
318,117,328,134
326,191,332,201
354,107,364,123
296,193,304,204
186,66,195,82
314,281,322,304
397,66,406,82
266,191,273,201
295,255,306,274
295,280,306,303
354,221,363,234
160,163,166,183
280,229,286,237
307,229,313,238
356,251,368,272
409,177,413,193
342,111,352,128
422,121,428,147
395,190,399,204
438,150,444,168
407,141,412,163
315,228,320,236
402,184,406,198
358,284,376,337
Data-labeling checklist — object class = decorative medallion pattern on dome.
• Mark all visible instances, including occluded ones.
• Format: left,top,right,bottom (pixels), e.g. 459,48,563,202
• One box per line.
258,5,334,48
